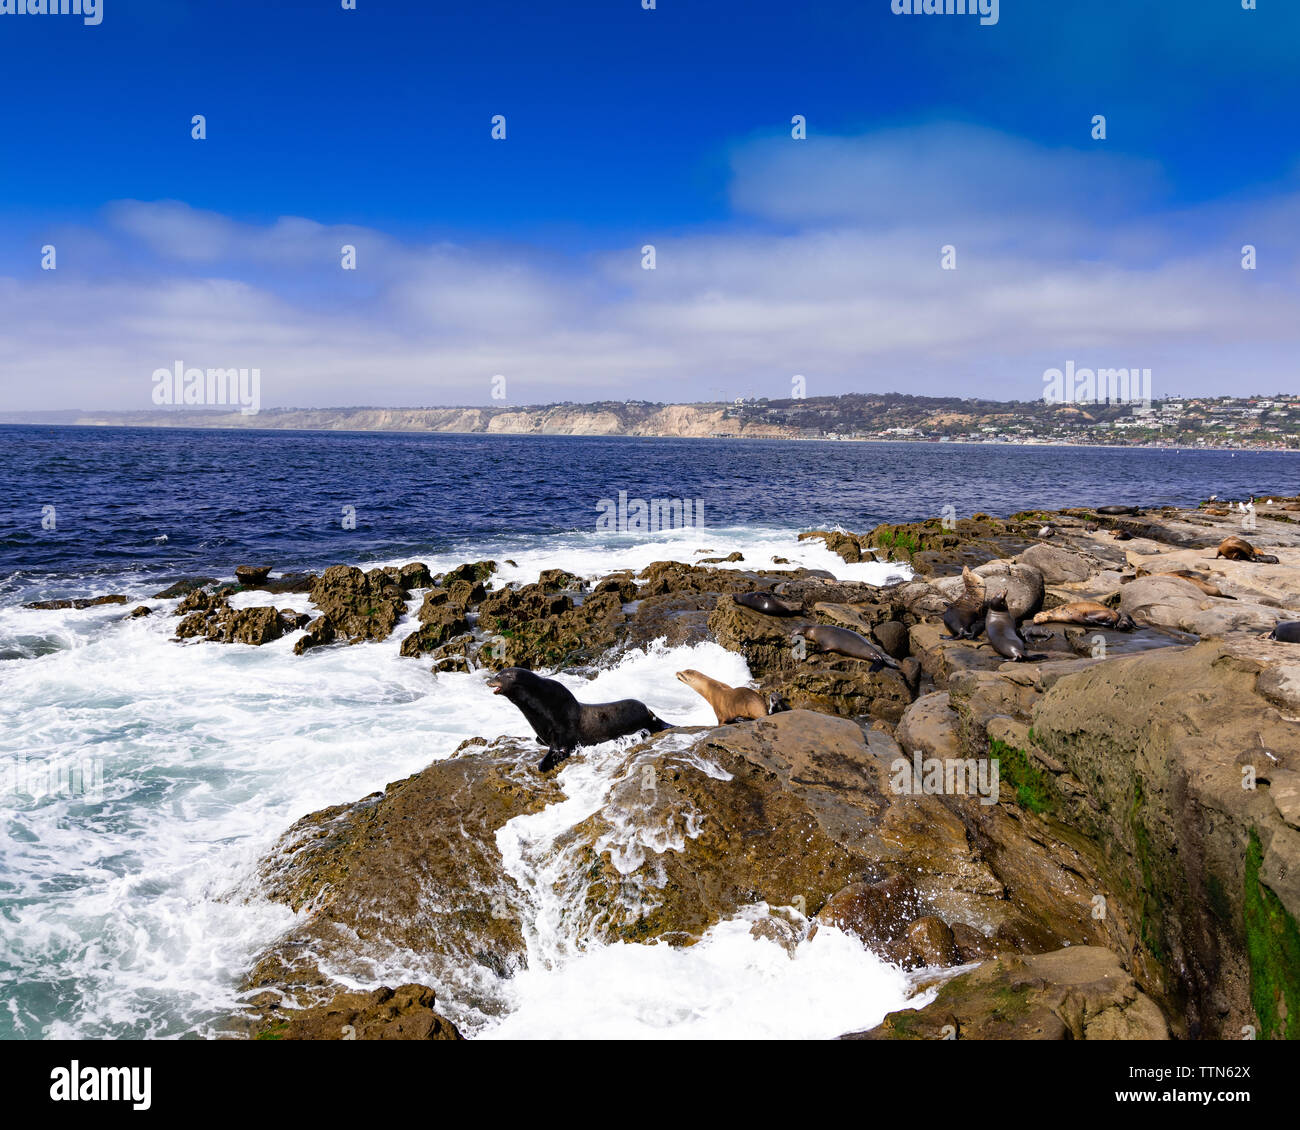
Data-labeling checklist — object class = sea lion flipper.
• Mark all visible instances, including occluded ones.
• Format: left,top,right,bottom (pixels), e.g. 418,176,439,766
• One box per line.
538,747,570,773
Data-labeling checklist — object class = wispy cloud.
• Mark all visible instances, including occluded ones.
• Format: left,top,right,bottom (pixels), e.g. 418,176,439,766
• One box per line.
2,123,1297,411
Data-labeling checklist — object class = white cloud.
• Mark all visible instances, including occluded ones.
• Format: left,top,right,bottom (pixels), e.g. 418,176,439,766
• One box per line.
1,125,1297,411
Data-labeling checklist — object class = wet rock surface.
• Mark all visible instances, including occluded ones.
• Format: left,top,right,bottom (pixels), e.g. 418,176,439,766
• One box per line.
847,947,1168,1040
230,499,1300,1039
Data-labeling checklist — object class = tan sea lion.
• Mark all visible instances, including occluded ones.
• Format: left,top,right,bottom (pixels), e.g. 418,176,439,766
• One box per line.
940,566,986,640
1032,601,1136,630
675,670,770,724
1213,536,1279,564
1153,569,1236,599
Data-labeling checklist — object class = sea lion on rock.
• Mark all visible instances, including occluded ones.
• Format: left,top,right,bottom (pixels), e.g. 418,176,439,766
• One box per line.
794,625,900,673
1213,536,1279,564
487,667,671,773
1032,601,1136,631
1096,505,1140,516
985,594,1046,662
733,591,805,617
676,669,770,725
940,566,986,640
1135,568,1235,599
1265,622,1300,643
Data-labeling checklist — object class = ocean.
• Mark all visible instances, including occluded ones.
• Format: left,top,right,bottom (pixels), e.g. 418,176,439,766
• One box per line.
0,425,1294,1039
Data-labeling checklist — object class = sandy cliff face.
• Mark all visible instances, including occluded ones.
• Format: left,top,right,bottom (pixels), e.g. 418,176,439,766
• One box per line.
486,408,627,435
65,402,809,439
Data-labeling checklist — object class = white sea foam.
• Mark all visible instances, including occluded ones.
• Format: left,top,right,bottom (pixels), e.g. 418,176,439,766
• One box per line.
479,912,927,1040
0,528,918,1038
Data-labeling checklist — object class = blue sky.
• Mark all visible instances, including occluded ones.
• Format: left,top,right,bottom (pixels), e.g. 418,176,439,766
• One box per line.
1,0,1297,410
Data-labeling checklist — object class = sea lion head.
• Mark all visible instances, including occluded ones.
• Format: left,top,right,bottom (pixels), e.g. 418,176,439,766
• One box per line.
487,666,533,696
675,669,705,690
986,592,1009,614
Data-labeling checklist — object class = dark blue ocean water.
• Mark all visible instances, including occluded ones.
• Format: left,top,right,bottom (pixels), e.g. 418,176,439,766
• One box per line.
1,425,1296,599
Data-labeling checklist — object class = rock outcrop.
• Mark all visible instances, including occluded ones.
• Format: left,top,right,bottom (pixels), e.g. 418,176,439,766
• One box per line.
233,497,1300,1039
847,947,1168,1040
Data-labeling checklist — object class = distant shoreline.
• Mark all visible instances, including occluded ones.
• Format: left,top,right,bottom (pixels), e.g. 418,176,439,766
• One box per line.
3,418,1297,455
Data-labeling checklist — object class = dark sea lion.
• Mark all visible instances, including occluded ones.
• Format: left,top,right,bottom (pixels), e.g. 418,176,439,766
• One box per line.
1213,536,1279,564
1265,621,1300,643
734,591,805,617
676,669,769,725
985,594,1046,662
795,625,900,672
487,667,671,772
1032,601,1136,631
1096,505,1140,516
940,566,986,640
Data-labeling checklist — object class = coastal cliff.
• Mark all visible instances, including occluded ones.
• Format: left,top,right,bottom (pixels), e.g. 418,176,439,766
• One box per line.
13,391,1299,448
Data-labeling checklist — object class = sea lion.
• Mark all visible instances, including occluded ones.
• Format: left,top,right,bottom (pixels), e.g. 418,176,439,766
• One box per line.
734,591,805,617
985,594,1046,662
1213,536,1279,564
940,566,986,640
1265,622,1300,642
1140,569,1236,599
1096,505,1140,515
487,667,671,772
794,625,900,672
1032,601,1136,631
676,669,769,725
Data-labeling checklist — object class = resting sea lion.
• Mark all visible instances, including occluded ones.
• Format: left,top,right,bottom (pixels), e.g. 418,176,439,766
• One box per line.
676,669,769,725
487,667,671,772
1213,536,1279,564
1143,569,1236,599
985,594,1046,662
794,625,900,672
1032,601,1136,631
1265,621,1300,643
1096,505,1140,516
734,591,805,617
941,566,986,640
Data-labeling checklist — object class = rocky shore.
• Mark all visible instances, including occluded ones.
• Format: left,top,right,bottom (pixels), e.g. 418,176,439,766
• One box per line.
43,497,1298,1040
